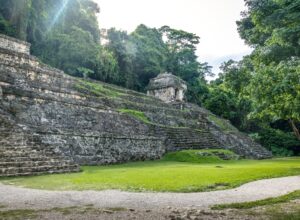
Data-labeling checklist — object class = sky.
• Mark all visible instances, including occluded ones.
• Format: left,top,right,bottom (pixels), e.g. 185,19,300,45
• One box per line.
95,0,252,77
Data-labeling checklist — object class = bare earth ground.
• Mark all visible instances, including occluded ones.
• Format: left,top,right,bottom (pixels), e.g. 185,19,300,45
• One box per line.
0,176,300,219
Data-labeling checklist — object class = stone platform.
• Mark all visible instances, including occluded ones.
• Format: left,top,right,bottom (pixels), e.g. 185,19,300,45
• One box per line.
0,34,271,176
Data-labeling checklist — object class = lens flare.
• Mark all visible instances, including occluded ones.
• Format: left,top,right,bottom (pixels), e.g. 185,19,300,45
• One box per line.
47,0,70,32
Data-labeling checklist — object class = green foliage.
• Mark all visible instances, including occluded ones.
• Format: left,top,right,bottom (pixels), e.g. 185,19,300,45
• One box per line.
248,59,300,123
97,48,120,83
237,0,300,60
0,0,31,40
209,0,300,149
102,24,209,98
130,24,168,91
251,128,300,156
212,190,300,210
0,0,102,80
37,26,100,77
204,88,239,123
186,78,210,106
236,0,300,141
207,58,256,131
159,25,212,104
118,109,151,124
162,149,239,163
1,158,300,192
0,15,15,37
102,28,137,89
0,1,211,104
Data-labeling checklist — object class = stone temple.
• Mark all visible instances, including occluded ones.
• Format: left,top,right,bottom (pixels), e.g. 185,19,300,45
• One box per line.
0,34,272,177
147,73,187,103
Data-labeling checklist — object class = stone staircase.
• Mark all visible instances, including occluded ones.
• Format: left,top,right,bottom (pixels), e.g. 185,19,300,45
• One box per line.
154,126,221,151
0,132,80,177
224,132,273,159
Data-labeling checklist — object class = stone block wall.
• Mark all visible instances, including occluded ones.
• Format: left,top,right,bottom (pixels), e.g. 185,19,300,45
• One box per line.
0,36,166,170
0,34,30,55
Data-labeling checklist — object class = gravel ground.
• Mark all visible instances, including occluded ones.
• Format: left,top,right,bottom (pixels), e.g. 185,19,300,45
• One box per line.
1,176,300,210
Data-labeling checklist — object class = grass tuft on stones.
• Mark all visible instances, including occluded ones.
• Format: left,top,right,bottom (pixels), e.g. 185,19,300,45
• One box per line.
162,149,239,163
0,209,37,220
75,79,122,98
212,190,300,210
118,109,151,124
208,114,238,133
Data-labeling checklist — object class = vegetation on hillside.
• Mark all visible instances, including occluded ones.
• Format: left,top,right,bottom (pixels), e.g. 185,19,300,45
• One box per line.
0,0,299,155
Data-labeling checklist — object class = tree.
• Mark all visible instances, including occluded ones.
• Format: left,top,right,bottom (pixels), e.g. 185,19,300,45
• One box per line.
237,0,300,63
97,48,120,83
159,25,202,82
159,26,211,104
102,28,137,89
130,24,167,90
237,0,300,140
0,0,31,40
37,26,100,77
248,59,300,140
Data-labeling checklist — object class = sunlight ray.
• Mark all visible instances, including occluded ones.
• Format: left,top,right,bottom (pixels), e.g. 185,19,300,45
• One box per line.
47,0,71,32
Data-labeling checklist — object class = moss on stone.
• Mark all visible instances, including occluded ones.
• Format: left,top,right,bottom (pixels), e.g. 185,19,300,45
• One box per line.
208,114,238,133
118,109,151,124
75,80,122,98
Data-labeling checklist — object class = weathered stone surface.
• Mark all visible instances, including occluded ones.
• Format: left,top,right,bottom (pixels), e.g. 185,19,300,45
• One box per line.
147,73,187,102
0,34,271,176
0,34,30,55
175,103,272,159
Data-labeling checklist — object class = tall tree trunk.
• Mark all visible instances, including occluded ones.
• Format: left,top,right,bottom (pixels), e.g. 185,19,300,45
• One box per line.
289,119,300,141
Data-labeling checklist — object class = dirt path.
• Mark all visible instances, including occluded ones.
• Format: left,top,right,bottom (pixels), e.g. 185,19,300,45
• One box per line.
0,176,300,211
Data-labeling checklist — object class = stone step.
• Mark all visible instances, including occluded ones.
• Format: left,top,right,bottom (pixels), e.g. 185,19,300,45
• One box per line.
0,160,74,168
170,143,219,148
168,136,216,140
0,150,58,157
0,156,67,162
170,142,217,145
171,141,218,145
0,164,80,175
0,168,80,177
0,145,56,151
171,146,215,149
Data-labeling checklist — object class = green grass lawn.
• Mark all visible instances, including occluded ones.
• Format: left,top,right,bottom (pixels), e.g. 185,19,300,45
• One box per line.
1,150,300,192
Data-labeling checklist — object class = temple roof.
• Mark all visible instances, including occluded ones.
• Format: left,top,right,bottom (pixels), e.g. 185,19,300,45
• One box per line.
147,73,187,90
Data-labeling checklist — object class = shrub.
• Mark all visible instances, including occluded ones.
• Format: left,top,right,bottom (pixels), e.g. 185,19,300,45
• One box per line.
252,128,300,156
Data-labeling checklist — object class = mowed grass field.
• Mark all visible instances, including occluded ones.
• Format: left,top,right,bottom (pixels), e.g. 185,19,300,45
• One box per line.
1,150,300,192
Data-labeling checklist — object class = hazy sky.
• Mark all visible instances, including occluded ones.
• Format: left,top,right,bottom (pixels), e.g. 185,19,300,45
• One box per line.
95,0,252,75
